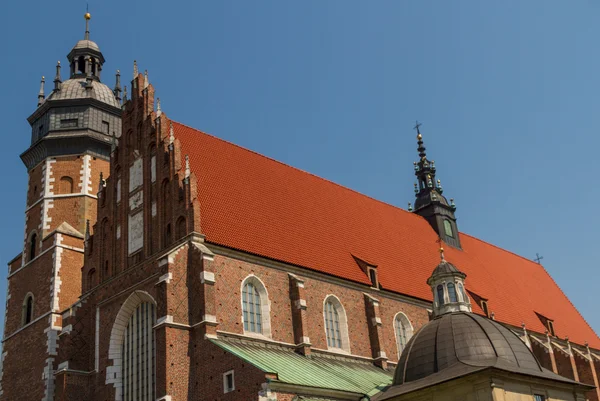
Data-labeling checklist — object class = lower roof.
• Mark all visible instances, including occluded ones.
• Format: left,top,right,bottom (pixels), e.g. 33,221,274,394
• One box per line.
174,121,600,349
210,337,392,397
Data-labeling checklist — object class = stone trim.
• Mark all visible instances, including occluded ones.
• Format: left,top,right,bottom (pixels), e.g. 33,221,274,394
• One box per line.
322,294,351,354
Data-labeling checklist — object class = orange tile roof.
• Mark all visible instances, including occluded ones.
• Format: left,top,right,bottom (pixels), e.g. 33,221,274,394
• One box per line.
174,121,600,349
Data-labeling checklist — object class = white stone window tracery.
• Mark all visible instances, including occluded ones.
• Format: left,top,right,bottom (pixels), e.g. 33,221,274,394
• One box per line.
323,295,350,353
394,312,414,356
240,275,271,338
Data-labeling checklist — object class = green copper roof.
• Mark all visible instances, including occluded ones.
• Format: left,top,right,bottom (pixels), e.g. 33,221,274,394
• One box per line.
210,338,392,397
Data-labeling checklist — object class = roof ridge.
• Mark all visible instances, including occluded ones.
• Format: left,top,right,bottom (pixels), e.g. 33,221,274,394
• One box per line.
172,120,427,223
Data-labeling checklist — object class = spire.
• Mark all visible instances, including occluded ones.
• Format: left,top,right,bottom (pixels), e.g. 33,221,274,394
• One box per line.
169,122,175,148
427,242,471,318
156,97,162,117
123,85,128,102
37,76,45,106
84,11,91,40
185,155,190,179
143,70,149,89
410,122,461,248
133,60,138,79
114,70,122,102
53,61,62,91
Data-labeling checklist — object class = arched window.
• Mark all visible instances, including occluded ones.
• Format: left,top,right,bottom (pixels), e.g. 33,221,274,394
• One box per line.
22,294,34,326
394,313,414,356
437,284,445,306
447,283,458,302
457,283,468,303
176,216,186,240
241,276,271,337
87,268,96,291
29,232,37,261
443,220,454,238
59,176,74,194
121,301,155,400
323,296,350,352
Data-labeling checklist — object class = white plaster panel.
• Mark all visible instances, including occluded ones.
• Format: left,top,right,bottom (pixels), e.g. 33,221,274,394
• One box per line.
129,191,143,210
151,155,156,183
128,212,144,255
128,158,143,192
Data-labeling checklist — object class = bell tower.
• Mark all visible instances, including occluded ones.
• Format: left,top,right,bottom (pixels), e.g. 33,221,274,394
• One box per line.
0,13,121,401
410,123,461,248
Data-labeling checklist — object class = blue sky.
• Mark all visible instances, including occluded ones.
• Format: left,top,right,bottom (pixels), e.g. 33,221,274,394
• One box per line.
1,1,598,337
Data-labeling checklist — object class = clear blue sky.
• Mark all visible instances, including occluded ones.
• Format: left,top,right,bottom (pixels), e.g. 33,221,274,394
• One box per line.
1,1,598,336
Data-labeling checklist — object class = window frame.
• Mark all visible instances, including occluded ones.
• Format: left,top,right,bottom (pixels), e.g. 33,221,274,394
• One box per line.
443,219,454,238
436,284,445,306
322,295,351,353
240,275,271,338
394,312,414,357
22,293,34,326
447,282,458,303
223,370,235,393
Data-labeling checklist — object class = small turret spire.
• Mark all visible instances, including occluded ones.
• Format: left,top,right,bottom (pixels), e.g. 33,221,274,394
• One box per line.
133,60,138,79
84,11,91,40
169,122,175,146
37,76,45,106
114,70,122,102
123,85,128,102
54,61,62,91
185,155,190,179
156,97,162,117
143,70,149,89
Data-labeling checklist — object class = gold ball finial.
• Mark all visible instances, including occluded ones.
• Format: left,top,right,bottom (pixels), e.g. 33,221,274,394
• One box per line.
85,12,91,20
439,246,444,253
417,133,422,140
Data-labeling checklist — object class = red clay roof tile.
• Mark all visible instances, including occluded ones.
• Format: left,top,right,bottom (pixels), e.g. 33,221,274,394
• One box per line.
174,121,600,349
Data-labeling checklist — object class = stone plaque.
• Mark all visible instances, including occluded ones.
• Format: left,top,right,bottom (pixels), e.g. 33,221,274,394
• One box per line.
129,158,143,192
129,191,143,210
152,201,157,217
128,211,143,255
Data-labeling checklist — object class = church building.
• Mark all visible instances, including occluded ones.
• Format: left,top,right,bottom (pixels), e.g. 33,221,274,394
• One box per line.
1,14,599,401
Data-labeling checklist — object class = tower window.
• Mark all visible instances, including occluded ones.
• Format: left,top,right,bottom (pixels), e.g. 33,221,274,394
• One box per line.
436,284,445,306
59,176,74,194
102,121,109,134
443,219,454,238
22,294,34,326
29,233,37,261
457,283,468,303
447,282,458,302
534,395,546,401
547,320,555,336
223,370,235,393
60,119,78,129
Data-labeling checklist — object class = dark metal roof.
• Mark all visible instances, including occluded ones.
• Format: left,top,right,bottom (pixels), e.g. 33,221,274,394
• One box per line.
46,78,120,108
430,260,461,276
373,312,594,400
394,312,543,386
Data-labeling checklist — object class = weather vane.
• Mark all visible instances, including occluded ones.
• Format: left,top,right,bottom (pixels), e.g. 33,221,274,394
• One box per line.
413,120,422,135
534,253,544,264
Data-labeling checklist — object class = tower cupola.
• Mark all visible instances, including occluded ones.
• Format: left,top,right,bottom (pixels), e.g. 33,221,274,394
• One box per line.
427,247,471,318
411,123,461,248
67,13,105,81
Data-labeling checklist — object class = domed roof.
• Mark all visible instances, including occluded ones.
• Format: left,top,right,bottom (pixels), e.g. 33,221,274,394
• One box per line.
46,78,120,108
72,39,100,52
394,312,542,386
429,260,462,277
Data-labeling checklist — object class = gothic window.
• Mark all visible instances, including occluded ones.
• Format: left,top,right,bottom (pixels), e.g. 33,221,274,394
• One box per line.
436,284,445,306
323,295,349,351
176,216,186,240
394,313,414,356
59,176,74,194
121,301,156,401
443,219,453,238
164,224,171,247
457,283,468,303
447,283,458,302
241,276,270,336
29,232,37,261
87,268,96,291
22,294,34,326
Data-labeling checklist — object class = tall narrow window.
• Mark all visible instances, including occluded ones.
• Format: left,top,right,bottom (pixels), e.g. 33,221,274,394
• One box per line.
176,217,186,240
457,283,468,303
324,300,342,348
22,294,34,326
394,313,414,355
242,282,262,333
447,283,458,302
121,302,156,401
87,268,96,291
437,284,445,306
481,300,489,317
547,320,555,337
443,219,453,238
29,233,37,261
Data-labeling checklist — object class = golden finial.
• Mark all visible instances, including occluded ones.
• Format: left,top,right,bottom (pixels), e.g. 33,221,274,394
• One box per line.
439,246,445,260
85,12,91,20
417,133,422,140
